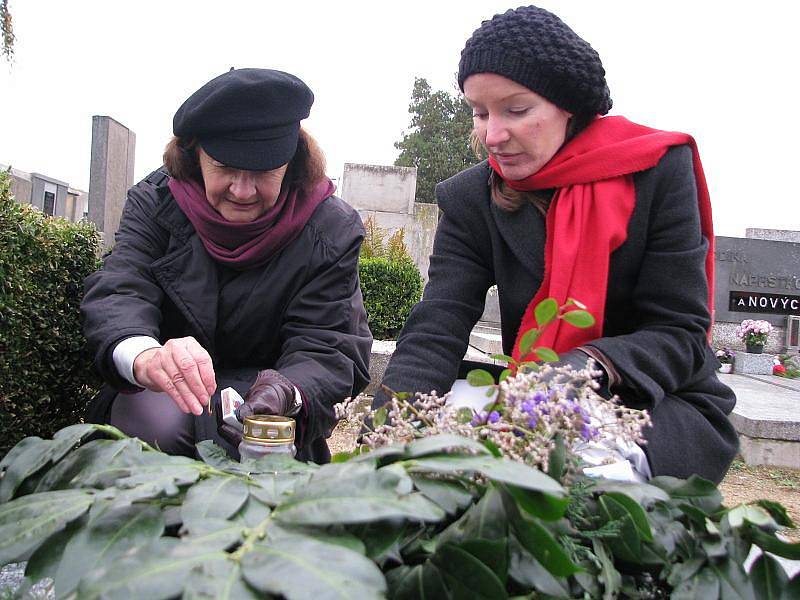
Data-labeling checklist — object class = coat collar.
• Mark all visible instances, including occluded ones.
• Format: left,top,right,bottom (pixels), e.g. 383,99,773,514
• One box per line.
489,191,547,281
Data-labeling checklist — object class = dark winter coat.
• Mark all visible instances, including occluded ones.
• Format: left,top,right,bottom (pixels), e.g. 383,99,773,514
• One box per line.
82,170,372,463
378,146,738,483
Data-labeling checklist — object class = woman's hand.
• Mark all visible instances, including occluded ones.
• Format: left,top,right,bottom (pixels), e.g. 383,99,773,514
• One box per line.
133,337,217,415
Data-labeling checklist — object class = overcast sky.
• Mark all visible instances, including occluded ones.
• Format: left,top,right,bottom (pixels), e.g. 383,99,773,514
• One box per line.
1,0,798,236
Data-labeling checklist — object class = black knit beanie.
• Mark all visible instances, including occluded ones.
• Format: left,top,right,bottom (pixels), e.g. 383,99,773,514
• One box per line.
458,5,612,116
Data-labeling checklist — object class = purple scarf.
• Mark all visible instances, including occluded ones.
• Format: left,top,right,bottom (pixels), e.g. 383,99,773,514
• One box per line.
168,177,335,270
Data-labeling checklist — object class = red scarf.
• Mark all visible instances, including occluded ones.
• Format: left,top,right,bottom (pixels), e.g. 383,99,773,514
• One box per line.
490,116,714,362
169,177,335,270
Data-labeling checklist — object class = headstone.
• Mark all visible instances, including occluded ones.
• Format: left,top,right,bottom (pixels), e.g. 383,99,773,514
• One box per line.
734,352,775,375
714,236,800,328
88,116,136,247
342,164,416,214
341,163,438,285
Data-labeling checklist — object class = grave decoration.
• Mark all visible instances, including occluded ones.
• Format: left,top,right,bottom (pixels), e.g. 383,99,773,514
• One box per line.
1,300,798,598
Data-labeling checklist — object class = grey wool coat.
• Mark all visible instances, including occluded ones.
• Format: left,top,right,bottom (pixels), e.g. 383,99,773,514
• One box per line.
378,146,738,483
82,170,372,463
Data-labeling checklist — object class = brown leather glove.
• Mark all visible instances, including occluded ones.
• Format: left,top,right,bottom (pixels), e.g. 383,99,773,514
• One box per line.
218,369,296,446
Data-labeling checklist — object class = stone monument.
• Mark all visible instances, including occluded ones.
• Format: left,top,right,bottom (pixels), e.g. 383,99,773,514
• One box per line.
88,116,136,247
341,163,437,285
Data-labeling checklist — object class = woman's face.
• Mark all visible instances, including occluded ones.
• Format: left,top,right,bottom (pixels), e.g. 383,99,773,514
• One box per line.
464,73,572,181
198,148,288,223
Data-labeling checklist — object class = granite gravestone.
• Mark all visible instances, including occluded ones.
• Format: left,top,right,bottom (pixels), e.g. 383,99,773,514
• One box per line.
714,236,800,327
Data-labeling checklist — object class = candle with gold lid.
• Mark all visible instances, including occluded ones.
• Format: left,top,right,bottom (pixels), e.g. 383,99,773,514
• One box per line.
238,415,296,460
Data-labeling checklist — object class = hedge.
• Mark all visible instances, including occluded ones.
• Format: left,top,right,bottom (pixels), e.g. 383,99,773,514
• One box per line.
0,171,101,454
359,257,422,340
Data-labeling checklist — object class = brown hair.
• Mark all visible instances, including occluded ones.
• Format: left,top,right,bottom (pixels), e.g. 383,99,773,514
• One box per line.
162,128,327,194
476,113,595,213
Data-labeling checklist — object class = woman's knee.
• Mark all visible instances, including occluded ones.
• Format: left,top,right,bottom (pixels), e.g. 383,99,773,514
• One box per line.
109,389,196,456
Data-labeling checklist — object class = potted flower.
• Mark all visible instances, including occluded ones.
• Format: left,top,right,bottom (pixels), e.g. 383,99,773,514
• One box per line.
735,319,772,354
715,347,734,373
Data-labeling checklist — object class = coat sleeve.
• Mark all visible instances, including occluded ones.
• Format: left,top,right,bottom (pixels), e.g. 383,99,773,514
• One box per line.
81,177,169,390
585,145,713,402
375,184,494,408
273,209,372,444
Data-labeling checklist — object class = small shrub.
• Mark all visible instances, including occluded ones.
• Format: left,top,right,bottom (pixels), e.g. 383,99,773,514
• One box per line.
358,217,422,340
0,170,101,454
359,258,422,340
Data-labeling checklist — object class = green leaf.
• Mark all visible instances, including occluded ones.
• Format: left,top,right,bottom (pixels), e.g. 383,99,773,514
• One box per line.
24,514,85,583
535,298,558,328
352,522,406,565
504,485,569,522
598,495,643,563
750,554,789,600
0,489,94,565
547,434,566,482
411,475,475,515
750,528,800,560
592,539,622,600
505,498,581,577
603,492,653,541
273,462,445,525
708,557,756,600
483,439,502,458
667,557,706,588
651,474,723,514
430,543,508,599
181,476,249,522
406,454,564,496
490,353,515,364
518,329,541,355
233,496,272,528
241,532,386,600
195,441,250,475
534,347,559,363
78,540,223,600
35,439,140,493
331,451,355,463
54,504,165,597
404,434,491,458
183,557,261,600
373,406,388,428
467,369,496,387
756,500,795,528
507,533,571,598
460,538,509,584
499,368,512,383
386,563,448,600
438,487,506,545
109,452,202,495
250,472,313,506
588,478,670,504
561,309,595,328
0,436,52,502
181,518,246,552
726,504,776,530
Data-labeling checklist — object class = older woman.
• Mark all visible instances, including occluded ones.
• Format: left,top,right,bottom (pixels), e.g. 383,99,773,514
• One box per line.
82,68,371,463
376,6,738,483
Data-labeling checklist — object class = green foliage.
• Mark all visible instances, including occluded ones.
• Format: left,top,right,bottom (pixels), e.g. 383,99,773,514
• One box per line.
0,0,13,62
0,171,102,455
359,258,422,340
394,77,481,203
2,424,800,598
358,215,422,340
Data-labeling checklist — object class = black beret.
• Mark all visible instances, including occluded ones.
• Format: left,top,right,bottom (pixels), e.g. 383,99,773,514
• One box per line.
458,5,612,116
173,68,314,171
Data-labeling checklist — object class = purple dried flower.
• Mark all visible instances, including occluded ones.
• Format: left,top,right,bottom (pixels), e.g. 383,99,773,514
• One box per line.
488,411,500,424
